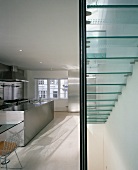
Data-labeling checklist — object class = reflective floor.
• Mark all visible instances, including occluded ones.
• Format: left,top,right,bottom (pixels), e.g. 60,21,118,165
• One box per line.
6,112,80,170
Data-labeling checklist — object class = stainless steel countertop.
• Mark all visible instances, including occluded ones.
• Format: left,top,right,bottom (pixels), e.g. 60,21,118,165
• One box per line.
1,100,53,111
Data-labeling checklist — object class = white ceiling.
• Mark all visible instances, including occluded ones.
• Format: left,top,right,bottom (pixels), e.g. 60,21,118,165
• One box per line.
0,0,79,71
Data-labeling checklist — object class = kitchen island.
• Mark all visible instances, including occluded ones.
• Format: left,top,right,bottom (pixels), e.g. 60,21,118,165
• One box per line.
0,100,54,146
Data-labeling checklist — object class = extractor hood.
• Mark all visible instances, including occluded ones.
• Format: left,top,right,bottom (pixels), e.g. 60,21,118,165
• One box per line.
0,66,28,82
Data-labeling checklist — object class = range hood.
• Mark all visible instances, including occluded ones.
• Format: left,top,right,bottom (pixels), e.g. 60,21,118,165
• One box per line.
0,66,28,82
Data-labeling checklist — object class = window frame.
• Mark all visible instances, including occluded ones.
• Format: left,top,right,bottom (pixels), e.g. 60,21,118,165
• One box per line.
37,79,48,99
36,78,68,100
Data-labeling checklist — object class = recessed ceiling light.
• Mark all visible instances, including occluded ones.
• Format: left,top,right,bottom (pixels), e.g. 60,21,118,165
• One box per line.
40,62,42,64
19,49,23,52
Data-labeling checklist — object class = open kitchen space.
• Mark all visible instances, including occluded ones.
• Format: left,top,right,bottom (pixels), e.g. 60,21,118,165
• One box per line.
2,0,138,170
0,0,79,169
0,62,80,170
0,60,80,169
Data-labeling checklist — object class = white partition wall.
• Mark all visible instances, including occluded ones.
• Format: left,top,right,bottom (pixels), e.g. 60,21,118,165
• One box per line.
86,65,138,170
87,124,104,170
104,63,138,170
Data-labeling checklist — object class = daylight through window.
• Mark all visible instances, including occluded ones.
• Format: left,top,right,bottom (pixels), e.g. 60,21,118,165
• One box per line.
36,79,68,99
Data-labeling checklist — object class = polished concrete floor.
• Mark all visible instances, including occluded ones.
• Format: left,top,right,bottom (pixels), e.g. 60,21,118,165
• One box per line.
7,112,80,170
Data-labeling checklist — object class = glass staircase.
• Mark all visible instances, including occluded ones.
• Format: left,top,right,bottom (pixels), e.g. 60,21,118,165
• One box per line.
86,2,138,124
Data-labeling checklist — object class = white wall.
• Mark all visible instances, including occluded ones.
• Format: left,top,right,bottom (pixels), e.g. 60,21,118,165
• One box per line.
87,63,138,170
104,63,138,170
87,124,104,170
26,70,68,111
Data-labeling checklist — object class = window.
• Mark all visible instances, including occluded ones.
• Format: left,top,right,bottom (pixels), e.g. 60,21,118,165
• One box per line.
38,80,44,84
36,79,68,99
60,79,68,99
50,79,58,99
38,79,47,99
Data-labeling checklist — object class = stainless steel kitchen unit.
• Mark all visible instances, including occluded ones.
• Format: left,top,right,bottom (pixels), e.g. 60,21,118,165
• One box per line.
24,101,54,145
0,100,54,146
